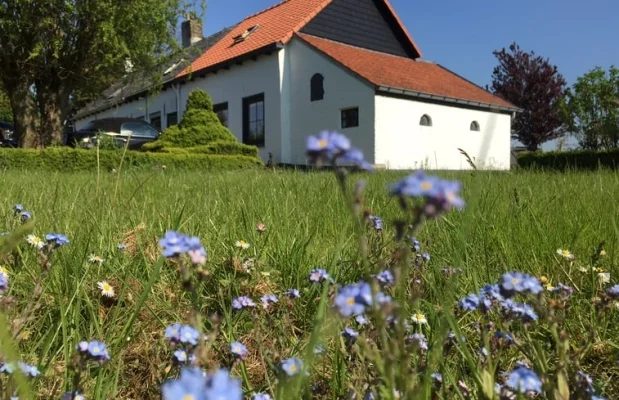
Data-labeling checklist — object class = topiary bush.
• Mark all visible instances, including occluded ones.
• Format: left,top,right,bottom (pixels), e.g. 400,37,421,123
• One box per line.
142,89,261,163
185,89,213,112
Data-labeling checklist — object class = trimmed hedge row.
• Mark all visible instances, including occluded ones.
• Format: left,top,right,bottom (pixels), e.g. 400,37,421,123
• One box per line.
517,149,619,170
0,148,263,172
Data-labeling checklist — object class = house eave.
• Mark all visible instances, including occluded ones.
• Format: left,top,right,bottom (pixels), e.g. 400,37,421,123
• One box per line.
73,42,284,121
376,86,522,113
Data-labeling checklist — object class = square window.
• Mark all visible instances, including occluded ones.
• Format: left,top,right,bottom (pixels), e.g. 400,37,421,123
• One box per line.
243,94,265,147
167,112,178,127
341,107,359,129
213,102,229,127
149,112,162,131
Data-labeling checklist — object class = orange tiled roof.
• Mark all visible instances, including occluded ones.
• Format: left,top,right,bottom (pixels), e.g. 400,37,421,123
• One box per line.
177,0,332,77
298,33,517,110
176,0,423,78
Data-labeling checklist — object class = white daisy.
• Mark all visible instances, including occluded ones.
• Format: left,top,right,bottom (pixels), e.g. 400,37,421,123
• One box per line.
97,281,115,298
556,249,574,261
578,266,589,273
89,254,104,264
412,313,428,325
235,240,250,250
26,234,45,250
598,272,610,284
600,249,607,257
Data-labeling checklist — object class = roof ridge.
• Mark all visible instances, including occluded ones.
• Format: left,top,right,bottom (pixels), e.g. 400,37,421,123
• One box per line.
297,33,417,62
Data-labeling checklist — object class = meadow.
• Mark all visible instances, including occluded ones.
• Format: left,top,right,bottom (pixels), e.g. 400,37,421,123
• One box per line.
1,164,618,399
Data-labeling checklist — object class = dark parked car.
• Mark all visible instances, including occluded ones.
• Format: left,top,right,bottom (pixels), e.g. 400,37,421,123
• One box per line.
0,121,17,148
65,118,161,150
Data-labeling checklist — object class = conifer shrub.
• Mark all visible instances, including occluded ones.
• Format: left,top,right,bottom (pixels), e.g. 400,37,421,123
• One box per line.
142,89,259,164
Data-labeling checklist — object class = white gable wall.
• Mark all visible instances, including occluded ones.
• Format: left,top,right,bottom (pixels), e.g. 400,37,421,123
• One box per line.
286,38,376,165
374,95,512,170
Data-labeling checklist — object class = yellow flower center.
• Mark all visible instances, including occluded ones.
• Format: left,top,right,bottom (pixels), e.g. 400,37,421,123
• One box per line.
415,314,424,320
103,284,111,291
289,364,297,372
93,347,100,353
182,395,195,400
562,250,569,256
318,139,328,148
511,278,519,285
346,297,355,306
420,181,433,191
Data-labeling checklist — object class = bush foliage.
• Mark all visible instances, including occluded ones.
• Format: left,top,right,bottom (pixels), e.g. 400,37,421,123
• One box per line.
518,148,619,170
142,89,257,160
0,147,262,171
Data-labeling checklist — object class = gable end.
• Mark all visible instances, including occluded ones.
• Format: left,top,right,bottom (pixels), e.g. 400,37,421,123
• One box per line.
300,0,419,59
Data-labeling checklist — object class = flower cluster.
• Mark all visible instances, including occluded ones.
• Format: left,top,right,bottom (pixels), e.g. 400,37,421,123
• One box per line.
309,268,332,283
166,324,201,364
390,170,465,214
159,231,207,265
368,215,383,231
0,268,8,295
77,340,110,364
162,367,242,400
0,361,40,378
306,131,372,170
45,233,70,248
334,281,372,317
232,296,256,310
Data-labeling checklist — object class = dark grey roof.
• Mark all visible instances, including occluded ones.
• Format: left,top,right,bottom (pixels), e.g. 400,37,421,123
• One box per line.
74,26,235,120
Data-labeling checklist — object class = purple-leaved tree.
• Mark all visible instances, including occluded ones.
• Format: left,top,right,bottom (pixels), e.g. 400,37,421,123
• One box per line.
491,43,567,151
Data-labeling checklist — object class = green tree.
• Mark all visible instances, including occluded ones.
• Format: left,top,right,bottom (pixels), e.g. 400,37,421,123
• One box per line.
0,0,204,147
560,66,619,150
0,86,12,123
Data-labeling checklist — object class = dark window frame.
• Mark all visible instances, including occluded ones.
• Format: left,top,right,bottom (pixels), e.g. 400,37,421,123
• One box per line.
166,112,178,128
420,114,432,127
149,112,162,131
213,102,229,127
310,73,325,102
242,93,265,147
470,121,480,131
341,107,359,129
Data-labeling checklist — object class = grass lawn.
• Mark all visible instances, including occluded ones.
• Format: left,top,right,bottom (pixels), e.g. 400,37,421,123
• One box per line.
1,168,618,399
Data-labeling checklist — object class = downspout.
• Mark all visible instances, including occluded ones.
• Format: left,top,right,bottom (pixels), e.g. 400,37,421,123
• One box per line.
173,84,181,118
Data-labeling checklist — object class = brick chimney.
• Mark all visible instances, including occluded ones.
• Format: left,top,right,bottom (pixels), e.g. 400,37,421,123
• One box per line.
181,17,203,48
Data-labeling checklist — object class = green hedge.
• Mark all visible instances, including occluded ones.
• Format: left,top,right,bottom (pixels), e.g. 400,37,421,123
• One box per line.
517,149,619,170
0,148,263,172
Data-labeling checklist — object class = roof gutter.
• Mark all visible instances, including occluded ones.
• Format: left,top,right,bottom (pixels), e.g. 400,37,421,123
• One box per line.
73,42,284,121
376,86,522,113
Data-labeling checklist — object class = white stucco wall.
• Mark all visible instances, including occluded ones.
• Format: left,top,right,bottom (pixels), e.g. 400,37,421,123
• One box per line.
286,38,376,165
74,53,282,162
179,53,282,161
374,95,512,170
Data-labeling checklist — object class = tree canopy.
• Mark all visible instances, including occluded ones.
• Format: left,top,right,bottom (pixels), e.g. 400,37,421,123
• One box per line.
560,66,619,150
0,0,204,147
491,43,567,151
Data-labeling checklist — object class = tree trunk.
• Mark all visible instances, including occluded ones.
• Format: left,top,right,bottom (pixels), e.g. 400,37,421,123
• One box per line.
36,80,66,146
8,82,39,148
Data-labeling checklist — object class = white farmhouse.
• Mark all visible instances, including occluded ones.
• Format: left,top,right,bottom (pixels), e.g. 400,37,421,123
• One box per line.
73,0,519,170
